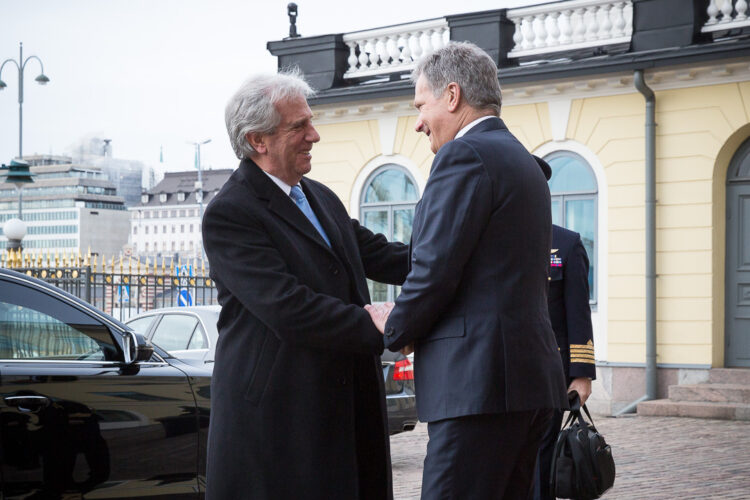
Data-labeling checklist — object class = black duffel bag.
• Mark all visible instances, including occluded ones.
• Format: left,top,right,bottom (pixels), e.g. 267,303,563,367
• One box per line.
550,392,615,499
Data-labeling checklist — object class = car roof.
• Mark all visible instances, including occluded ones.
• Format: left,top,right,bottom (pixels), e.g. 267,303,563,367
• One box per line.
128,305,221,315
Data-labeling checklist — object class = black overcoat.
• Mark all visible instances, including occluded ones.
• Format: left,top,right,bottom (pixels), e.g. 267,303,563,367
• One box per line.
202,158,408,499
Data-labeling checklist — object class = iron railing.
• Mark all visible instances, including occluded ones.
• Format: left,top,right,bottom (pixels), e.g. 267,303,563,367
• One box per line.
2,249,218,322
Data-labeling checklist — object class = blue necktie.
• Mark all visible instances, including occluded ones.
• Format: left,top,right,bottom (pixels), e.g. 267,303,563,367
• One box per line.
290,185,331,247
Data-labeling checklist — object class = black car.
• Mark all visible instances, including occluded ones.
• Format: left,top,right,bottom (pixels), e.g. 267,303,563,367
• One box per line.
125,306,418,435
0,268,211,499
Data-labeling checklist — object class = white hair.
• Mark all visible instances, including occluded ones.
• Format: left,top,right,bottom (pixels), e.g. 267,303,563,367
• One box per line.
225,70,315,159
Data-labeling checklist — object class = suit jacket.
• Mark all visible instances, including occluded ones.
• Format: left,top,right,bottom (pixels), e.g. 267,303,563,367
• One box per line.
383,117,568,422
549,224,596,381
202,158,408,499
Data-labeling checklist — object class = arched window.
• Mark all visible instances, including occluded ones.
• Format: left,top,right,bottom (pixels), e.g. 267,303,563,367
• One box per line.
546,151,598,303
359,165,419,302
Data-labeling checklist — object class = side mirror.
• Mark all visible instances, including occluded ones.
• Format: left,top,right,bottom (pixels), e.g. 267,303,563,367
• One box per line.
124,331,154,364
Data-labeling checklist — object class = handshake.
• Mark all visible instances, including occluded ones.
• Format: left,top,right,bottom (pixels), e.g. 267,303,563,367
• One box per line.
364,302,414,356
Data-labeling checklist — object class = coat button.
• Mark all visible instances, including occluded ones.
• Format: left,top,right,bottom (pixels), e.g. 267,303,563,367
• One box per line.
339,377,347,385
385,327,395,337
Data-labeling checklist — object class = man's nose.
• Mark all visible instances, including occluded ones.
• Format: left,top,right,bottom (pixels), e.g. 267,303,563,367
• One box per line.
307,125,321,143
415,119,424,133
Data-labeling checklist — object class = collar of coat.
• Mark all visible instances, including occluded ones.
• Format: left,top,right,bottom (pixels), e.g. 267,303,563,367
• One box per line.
235,158,346,258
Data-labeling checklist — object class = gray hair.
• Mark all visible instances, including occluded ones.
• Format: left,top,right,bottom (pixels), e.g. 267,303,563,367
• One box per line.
411,42,502,115
225,70,315,159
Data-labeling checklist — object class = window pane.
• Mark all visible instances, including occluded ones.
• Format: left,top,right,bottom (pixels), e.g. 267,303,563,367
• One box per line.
548,155,596,193
393,208,414,244
565,198,596,300
151,314,199,352
551,198,562,226
0,282,112,360
364,169,418,203
363,210,389,238
126,316,156,336
187,323,208,350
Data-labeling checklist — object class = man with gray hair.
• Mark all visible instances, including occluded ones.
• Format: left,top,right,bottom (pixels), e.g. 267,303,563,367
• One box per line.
202,70,408,499
366,42,568,498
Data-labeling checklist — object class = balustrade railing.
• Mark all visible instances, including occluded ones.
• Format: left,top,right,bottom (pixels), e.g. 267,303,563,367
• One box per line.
507,0,633,59
703,0,750,32
343,18,449,79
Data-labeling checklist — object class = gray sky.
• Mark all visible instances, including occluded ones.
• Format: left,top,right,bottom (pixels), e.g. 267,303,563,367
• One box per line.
1,0,534,174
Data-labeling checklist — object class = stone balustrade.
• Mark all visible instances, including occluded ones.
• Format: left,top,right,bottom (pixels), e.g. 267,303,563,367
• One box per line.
342,19,449,79
507,0,633,59
703,0,750,32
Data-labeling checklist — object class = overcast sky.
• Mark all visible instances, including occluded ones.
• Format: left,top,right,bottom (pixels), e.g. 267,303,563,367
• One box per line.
1,0,535,174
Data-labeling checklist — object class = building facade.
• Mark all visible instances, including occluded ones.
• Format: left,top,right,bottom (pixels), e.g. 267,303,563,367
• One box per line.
129,169,232,261
266,0,750,413
0,155,130,255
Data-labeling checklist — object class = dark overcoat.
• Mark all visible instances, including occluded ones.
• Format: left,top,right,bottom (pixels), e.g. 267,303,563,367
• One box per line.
383,117,568,422
202,158,408,499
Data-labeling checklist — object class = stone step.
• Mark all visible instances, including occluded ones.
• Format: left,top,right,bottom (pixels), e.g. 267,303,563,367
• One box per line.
708,368,750,385
669,384,750,404
637,399,750,421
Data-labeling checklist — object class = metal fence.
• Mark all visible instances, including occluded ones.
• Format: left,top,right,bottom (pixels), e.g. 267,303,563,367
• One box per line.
2,249,218,322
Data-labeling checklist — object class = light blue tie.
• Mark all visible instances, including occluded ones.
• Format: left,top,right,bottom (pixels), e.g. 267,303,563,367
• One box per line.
290,185,331,247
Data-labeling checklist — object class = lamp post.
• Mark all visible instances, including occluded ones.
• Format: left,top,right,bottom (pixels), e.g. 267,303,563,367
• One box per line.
1,159,35,251
187,139,211,218
0,42,51,159
187,139,210,259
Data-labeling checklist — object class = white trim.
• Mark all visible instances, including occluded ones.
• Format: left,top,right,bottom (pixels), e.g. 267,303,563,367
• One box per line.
378,117,399,156
312,59,750,123
349,154,426,217
533,140,609,362
548,99,572,142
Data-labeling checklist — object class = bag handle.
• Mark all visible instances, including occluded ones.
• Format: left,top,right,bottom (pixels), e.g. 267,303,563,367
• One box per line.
567,391,599,433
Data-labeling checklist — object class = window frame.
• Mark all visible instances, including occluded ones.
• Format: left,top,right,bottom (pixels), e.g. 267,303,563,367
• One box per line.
359,164,419,303
545,150,599,306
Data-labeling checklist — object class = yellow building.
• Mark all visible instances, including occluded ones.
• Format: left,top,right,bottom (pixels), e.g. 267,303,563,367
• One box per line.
268,0,750,416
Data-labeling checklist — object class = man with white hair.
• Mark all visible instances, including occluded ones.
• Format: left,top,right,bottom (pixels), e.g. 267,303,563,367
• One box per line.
367,42,568,498
202,71,408,499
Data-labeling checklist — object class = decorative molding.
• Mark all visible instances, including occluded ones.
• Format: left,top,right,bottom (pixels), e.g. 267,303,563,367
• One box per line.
378,116,399,156
311,59,750,120
348,154,426,217
548,99,572,142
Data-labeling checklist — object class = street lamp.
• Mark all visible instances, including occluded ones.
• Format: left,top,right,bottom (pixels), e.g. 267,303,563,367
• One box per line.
1,159,35,218
187,139,210,259
1,159,35,252
187,139,211,219
0,42,51,159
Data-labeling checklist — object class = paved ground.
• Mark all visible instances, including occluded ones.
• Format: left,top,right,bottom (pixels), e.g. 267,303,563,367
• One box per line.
389,414,750,499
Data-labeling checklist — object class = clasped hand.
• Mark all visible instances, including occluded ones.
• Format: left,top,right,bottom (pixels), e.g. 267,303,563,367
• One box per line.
364,302,414,356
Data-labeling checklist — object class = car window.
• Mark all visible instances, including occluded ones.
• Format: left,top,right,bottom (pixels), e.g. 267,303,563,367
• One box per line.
0,280,117,361
187,322,208,350
151,314,199,352
126,316,157,336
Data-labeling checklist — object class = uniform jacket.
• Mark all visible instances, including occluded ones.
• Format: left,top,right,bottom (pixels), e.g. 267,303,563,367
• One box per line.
549,224,596,380
202,158,409,499
383,117,568,422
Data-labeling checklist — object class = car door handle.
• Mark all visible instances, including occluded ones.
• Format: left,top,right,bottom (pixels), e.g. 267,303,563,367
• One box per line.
4,395,50,412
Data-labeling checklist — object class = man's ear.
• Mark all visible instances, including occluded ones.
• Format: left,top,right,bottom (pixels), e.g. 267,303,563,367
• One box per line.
246,132,267,154
445,82,461,112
